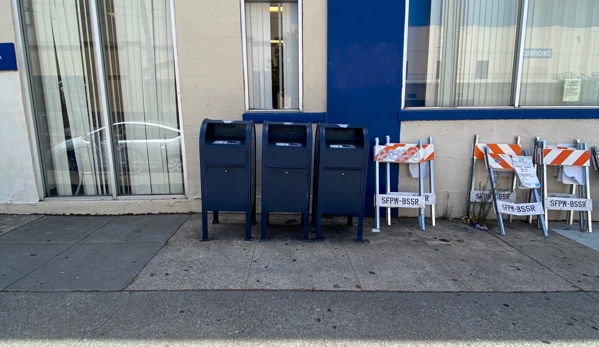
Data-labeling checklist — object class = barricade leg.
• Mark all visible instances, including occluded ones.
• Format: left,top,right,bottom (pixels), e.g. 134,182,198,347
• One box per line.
429,137,436,227
533,189,549,237
508,136,521,223
585,165,593,233
386,136,392,226
485,146,506,236
418,139,425,231
373,138,381,232
467,135,479,220
541,141,549,232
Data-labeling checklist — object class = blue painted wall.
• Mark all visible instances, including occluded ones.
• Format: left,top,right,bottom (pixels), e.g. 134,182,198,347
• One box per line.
327,0,405,215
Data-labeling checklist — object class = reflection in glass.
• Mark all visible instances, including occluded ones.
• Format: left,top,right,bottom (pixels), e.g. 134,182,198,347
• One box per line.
99,0,184,195
21,0,110,196
520,0,599,106
406,0,520,107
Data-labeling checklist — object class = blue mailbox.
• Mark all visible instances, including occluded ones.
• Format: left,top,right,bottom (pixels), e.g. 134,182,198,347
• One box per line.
312,124,369,242
199,119,256,241
261,121,313,241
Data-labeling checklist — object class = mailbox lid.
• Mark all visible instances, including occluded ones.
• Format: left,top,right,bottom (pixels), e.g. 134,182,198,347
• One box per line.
319,125,367,168
201,120,253,166
263,121,312,167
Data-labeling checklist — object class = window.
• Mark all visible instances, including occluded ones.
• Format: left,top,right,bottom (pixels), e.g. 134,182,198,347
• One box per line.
405,0,599,108
19,0,183,197
242,0,301,110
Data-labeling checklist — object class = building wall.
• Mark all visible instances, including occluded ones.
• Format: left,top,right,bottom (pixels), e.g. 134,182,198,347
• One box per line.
400,119,599,220
1,0,599,221
0,0,39,204
0,0,327,214
177,0,327,202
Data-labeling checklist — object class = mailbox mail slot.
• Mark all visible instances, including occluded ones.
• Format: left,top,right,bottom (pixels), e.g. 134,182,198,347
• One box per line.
261,121,312,241
199,119,256,241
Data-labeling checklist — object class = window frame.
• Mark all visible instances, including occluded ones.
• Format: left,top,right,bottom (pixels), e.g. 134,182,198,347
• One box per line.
402,0,599,111
240,0,303,112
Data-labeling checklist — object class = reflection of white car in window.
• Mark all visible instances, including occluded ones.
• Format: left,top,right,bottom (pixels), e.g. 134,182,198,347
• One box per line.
48,122,183,175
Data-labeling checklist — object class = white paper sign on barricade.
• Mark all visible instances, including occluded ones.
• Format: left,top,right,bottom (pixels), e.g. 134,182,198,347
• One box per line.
496,201,544,216
512,156,541,189
545,197,593,211
376,194,425,208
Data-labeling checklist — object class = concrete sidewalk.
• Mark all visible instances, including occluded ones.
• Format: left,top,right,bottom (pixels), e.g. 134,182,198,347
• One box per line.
0,213,598,346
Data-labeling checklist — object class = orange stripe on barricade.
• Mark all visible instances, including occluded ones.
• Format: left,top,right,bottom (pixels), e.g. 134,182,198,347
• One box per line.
422,144,435,161
549,149,573,165
487,153,514,170
474,143,521,159
572,151,590,166
543,148,590,166
375,144,421,163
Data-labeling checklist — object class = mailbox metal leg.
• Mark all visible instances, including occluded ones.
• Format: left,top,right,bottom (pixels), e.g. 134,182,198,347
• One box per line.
252,201,257,225
212,211,220,224
315,208,323,242
356,213,364,243
347,214,353,226
245,209,253,241
201,209,209,241
260,211,268,242
302,212,310,242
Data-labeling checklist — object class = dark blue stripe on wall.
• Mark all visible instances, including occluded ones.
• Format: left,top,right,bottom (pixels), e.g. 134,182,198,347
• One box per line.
327,0,405,216
400,108,599,121
243,112,326,123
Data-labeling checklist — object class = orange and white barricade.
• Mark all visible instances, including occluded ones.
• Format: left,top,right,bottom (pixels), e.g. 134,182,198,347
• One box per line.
537,139,592,233
468,135,547,236
372,136,435,232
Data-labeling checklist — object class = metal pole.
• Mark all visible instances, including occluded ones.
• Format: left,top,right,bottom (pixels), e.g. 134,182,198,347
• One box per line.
429,136,436,226
584,142,592,233
467,135,479,221
568,139,580,225
536,138,543,229
419,139,425,231
528,138,539,224
386,136,392,226
374,137,380,232
534,188,549,237
509,136,521,223
486,146,505,235
542,140,549,232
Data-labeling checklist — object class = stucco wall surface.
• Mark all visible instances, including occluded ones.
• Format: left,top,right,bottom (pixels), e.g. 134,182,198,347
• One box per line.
399,119,599,221
177,0,327,201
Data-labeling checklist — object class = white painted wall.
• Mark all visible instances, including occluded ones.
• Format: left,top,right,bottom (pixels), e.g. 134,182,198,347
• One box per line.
0,0,39,204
